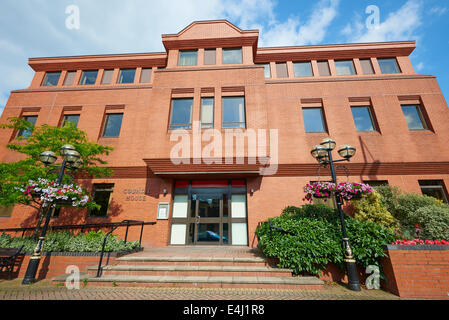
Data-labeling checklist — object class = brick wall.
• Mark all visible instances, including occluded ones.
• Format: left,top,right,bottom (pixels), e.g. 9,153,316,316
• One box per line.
381,245,449,299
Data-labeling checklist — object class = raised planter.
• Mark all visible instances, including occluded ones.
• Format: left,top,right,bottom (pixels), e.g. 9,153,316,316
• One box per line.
381,244,449,299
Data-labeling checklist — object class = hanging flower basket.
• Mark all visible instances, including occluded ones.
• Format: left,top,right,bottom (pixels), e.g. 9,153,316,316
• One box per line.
16,178,90,208
304,182,336,202
336,182,373,201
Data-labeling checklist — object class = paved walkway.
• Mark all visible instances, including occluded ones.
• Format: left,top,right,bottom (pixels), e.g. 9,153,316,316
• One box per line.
0,279,400,300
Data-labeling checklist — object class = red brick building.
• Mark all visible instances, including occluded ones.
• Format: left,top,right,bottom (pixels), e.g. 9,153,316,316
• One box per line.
1,20,448,248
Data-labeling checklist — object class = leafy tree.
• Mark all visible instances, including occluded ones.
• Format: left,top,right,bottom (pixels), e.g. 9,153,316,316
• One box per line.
0,117,114,235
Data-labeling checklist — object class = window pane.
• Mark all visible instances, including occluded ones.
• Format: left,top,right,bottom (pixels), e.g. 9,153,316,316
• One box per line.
222,97,245,128
204,49,216,65
276,62,288,78
140,68,152,83
420,181,448,203
118,69,136,84
293,62,313,77
90,185,113,217
335,60,356,75
263,63,271,78
317,61,331,76
80,70,98,85
170,98,193,129
201,98,214,129
63,71,76,86
101,70,114,84
360,59,374,75
302,108,326,132
222,48,242,64
178,50,198,66
102,113,123,137
402,105,427,130
378,58,400,74
42,72,61,86
63,114,80,128
351,107,376,132
18,115,38,137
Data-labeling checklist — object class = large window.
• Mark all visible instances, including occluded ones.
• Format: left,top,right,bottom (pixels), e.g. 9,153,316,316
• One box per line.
222,48,242,64
222,97,246,128
351,106,377,132
261,63,271,78
17,115,38,138
101,69,114,84
401,105,428,130
140,68,152,83
419,180,448,204
102,113,123,137
360,59,374,75
42,72,61,86
302,108,326,133
293,61,313,77
363,180,389,188
317,61,331,76
79,70,98,85
62,114,80,128
63,71,77,86
276,62,288,78
118,69,136,84
170,98,193,129
89,184,114,217
201,98,214,129
335,60,356,76
204,49,216,65
378,58,401,74
178,50,198,66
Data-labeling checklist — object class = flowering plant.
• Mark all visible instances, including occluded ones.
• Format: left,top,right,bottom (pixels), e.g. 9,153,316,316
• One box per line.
393,239,449,245
304,182,336,202
336,182,374,201
16,178,90,207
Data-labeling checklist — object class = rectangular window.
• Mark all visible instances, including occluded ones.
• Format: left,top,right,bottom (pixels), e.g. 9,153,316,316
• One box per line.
419,180,448,204
363,180,389,188
0,206,13,217
401,105,428,130
118,69,136,84
302,108,326,133
17,115,38,138
62,114,80,128
79,70,98,85
101,69,114,84
360,59,374,75
178,50,198,66
204,49,216,65
261,63,271,78
293,61,313,77
140,68,152,83
378,58,401,74
170,98,193,129
317,61,331,76
222,96,246,128
276,62,288,78
63,71,76,86
201,97,214,129
42,72,61,86
222,48,242,64
351,106,377,132
335,60,356,76
102,113,123,137
89,184,114,217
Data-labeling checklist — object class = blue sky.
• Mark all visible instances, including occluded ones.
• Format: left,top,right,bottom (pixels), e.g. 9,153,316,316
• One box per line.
1,0,448,115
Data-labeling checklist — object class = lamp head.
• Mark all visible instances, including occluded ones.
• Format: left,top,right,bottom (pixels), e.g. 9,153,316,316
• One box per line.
311,145,328,159
60,144,76,156
320,138,336,151
39,151,57,165
338,145,356,160
63,149,80,164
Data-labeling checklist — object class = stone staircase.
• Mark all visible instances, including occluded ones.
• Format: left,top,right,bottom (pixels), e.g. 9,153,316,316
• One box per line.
52,247,324,289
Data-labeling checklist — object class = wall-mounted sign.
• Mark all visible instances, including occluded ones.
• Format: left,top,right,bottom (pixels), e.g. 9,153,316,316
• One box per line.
123,188,148,201
157,203,170,220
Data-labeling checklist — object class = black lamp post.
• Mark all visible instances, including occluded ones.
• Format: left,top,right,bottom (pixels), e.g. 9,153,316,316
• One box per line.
22,145,82,285
311,138,361,292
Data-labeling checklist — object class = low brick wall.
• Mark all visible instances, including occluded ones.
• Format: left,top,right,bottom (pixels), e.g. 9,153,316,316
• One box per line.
4,250,139,280
381,245,449,299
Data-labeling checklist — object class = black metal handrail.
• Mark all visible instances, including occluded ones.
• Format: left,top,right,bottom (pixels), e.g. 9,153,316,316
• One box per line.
95,220,155,278
268,221,297,239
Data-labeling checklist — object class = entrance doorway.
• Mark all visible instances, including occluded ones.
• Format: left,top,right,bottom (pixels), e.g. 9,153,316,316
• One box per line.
170,180,248,246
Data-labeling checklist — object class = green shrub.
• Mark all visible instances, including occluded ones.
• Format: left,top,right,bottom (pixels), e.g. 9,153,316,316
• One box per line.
408,205,449,240
375,185,401,215
256,205,396,276
351,191,399,233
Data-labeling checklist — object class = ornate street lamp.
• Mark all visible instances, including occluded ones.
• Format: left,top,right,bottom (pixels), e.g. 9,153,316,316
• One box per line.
311,138,361,292
22,145,81,285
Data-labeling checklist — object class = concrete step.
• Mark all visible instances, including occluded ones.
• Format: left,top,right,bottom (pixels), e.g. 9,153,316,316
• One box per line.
86,264,293,277
115,256,268,266
52,274,324,290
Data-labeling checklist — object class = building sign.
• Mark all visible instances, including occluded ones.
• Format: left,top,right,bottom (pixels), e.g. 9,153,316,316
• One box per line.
123,188,148,201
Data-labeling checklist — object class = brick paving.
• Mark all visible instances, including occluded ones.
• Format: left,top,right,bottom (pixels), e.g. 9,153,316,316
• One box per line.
0,279,400,300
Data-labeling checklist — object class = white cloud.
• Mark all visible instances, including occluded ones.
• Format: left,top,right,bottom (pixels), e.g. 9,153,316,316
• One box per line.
429,6,447,16
415,62,424,72
259,0,340,47
343,0,423,43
